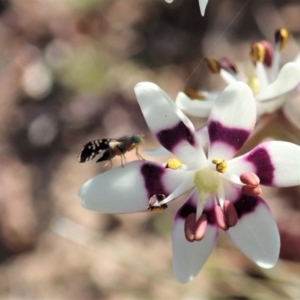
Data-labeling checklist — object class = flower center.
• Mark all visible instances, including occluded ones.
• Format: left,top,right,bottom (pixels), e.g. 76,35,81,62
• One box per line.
194,168,220,202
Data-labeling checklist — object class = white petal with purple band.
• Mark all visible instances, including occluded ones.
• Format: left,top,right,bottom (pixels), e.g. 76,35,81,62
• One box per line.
135,82,205,164
207,82,256,160
79,161,190,213
227,141,300,187
226,196,280,268
172,192,218,283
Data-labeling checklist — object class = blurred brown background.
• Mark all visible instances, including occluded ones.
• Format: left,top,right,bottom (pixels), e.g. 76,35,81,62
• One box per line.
0,0,300,298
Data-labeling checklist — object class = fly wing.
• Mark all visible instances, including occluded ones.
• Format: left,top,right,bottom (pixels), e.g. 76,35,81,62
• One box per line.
96,148,116,162
78,139,111,163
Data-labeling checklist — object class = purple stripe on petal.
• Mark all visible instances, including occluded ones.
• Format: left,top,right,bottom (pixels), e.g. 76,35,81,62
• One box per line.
178,202,196,219
233,195,259,219
208,121,250,151
177,202,216,224
204,208,216,225
141,163,168,198
246,147,274,185
157,121,195,152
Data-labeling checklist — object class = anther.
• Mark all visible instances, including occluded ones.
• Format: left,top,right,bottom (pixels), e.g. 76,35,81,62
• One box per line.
205,58,221,74
275,28,290,52
218,57,238,74
184,87,206,100
250,42,266,63
212,158,227,173
214,205,228,230
166,158,182,170
194,214,208,241
240,173,262,196
224,200,238,227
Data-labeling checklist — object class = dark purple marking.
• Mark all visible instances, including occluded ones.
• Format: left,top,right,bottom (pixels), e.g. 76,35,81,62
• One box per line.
208,121,250,151
246,147,274,185
157,122,195,152
233,195,259,219
203,208,216,225
178,202,196,219
177,202,216,225
141,163,168,199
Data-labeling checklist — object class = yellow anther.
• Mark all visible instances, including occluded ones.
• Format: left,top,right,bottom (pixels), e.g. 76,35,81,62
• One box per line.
205,58,221,74
212,158,227,173
248,75,260,95
250,42,266,63
184,88,206,100
275,28,290,52
166,158,182,170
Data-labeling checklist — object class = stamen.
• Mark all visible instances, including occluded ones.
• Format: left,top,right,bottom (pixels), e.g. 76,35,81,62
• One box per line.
212,158,227,173
240,172,260,186
214,205,228,230
184,88,206,100
241,185,262,196
275,28,290,52
224,200,238,227
184,213,208,242
205,58,221,74
166,158,182,170
260,40,273,67
218,57,238,74
194,214,207,241
250,42,266,63
184,213,196,242
240,173,262,196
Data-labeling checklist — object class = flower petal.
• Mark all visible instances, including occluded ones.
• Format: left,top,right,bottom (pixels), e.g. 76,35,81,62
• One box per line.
226,196,280,268
135,82,204,163
79,160,190,213
175,91,218,118
172,192,218,283
207,82,256,160
227,141,300,187
199,0,208,16
144,126,209,158
256,62,300,102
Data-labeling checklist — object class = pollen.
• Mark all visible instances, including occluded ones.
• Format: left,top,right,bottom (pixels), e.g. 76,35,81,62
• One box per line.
212,158,227,173
251,42,265,63
166,158,182,169
194,168,220,202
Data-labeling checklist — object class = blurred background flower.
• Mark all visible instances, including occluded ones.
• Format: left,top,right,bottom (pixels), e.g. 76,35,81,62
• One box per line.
0,0,300,298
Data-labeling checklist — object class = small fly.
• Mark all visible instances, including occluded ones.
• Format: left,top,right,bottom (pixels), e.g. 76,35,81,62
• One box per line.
78,134,144,168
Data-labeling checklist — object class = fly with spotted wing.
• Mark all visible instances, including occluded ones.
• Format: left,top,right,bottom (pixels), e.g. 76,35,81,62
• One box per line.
78,134,144,168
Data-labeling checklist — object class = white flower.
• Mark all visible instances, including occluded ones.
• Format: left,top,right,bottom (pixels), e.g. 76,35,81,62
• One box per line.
176,29,300,118
79,81,300,283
